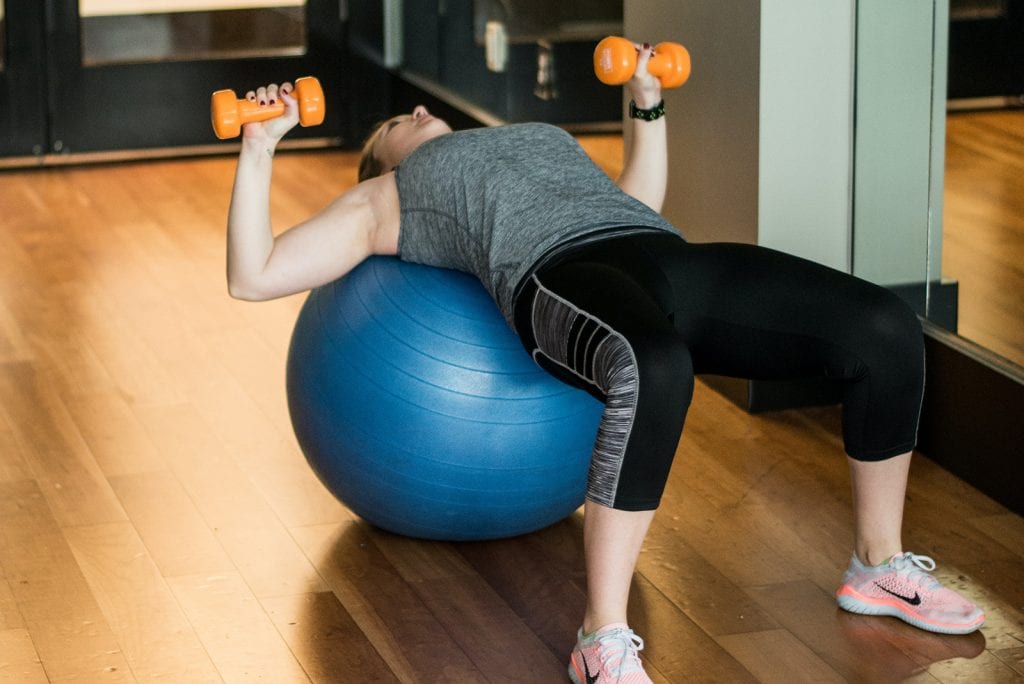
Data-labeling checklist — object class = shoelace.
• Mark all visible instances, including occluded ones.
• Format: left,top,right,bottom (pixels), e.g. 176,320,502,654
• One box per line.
595,628,645,676
890,552,941,590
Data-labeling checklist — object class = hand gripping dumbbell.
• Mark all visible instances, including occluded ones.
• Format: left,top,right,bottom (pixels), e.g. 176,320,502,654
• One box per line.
211,76,325,139
593,36,691,89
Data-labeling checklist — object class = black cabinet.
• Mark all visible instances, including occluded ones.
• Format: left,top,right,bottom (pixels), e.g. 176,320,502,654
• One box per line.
948,0,1024,102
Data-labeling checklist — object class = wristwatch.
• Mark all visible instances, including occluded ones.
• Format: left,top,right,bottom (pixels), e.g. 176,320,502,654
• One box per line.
629,99,665,121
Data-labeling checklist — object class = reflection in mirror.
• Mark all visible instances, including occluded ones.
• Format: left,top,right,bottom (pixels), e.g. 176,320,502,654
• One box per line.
937,0,1024,370
941,110,1024,368
79,0,307,66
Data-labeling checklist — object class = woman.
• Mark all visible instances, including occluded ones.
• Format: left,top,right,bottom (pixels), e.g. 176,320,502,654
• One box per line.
227,44,984,684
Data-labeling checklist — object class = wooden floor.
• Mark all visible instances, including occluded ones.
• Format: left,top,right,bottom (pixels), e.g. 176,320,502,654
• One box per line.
943,108,1024,369
0,134,1021,683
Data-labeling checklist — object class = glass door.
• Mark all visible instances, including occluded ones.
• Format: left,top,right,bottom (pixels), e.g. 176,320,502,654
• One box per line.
0,1,48,156
2,0,347,158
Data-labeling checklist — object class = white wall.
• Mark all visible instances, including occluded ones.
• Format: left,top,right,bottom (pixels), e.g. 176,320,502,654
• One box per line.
625,0,946,286
758,0,854,273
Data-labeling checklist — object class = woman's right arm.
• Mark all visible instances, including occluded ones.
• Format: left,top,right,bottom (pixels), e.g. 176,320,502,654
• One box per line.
226,84,399,301
615,44,667,214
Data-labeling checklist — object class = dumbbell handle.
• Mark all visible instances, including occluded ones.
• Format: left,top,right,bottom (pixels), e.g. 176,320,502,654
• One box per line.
226,97,286,123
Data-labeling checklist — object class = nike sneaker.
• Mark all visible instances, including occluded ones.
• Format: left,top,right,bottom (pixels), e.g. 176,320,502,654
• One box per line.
835,551,985,634
568,623,653,684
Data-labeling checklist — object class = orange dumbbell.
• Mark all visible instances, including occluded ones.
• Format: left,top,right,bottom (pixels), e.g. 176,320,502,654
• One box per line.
211,76,325,139
593,36,691,89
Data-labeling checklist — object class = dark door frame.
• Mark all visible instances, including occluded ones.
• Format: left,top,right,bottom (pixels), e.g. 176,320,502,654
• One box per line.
2,1,353,162
0,1,48,156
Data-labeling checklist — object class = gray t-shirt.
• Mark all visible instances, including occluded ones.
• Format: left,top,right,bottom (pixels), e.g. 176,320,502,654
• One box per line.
395,122,679,326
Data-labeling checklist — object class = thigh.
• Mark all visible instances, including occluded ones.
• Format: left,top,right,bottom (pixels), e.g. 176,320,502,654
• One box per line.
649,240,912,381
649,239,924,459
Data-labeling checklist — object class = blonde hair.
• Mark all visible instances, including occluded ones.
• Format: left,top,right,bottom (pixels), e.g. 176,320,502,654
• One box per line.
357,116,402,182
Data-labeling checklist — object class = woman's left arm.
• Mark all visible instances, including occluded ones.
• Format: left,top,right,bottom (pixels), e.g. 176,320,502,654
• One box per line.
615,44,667,214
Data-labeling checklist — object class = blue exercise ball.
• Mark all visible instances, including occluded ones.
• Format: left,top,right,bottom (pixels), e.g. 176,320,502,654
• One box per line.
286,256,603,541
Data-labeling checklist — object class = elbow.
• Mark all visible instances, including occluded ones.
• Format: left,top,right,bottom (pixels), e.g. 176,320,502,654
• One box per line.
227,276,272,302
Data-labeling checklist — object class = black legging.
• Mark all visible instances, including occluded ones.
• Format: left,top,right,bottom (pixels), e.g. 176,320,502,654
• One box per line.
513,232,925,511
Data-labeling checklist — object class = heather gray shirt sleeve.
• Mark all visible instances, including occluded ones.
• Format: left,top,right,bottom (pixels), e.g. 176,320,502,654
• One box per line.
395,123,679,326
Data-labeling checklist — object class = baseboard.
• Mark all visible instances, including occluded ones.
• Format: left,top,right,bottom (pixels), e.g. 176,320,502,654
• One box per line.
916,321,1024,515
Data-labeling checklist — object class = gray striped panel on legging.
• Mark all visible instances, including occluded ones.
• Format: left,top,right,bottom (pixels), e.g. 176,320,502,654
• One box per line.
529,276,639,508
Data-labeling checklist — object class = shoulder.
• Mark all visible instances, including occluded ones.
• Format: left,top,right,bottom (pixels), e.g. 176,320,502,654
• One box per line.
322,173,400,256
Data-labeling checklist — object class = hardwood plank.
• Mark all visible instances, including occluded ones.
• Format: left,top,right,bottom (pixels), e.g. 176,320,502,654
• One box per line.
0,481,132,681
638,512,779,636
0,296,31,364
291,521,485,683
716,629,845,683
369,530,476,583
134,402,327,598
0,577,22,631
107,470,234,578
0,410,34,484
167,571,309,682
0,363,127,527
627,574,757,683
655,484,813,588
746,580,944,682
926,650,1024,682
18,597,133,683
992,645,1024,677
0,628,48,683
407,574,567,681
187,376,347,529
61,390,167,477
57,289,187,408
64,522,221,682
968,513,1024,562
69,275,230,402
204,325,299,438
959,558,1024,649
262,591,399,683
457,524,588,659
854,617,989,681
17,310,117,402
0,480,95,604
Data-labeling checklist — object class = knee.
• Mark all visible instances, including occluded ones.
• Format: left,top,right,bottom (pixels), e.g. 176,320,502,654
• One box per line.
633,333,695,403
596,330,692,394
857,291,925,389
867,291,922,341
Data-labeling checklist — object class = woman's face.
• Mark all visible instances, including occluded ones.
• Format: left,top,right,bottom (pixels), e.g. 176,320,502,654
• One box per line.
374,105,452,173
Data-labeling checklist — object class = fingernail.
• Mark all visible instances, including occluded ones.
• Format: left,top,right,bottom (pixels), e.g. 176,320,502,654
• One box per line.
643,43,651,50
269,99,276,105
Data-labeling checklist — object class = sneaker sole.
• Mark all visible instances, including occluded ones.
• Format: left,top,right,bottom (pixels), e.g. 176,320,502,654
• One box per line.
836,586,985,635
567,654,584,684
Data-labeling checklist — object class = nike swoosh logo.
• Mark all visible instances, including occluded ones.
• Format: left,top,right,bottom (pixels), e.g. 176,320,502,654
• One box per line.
582,655,598,684
874,582,922,605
